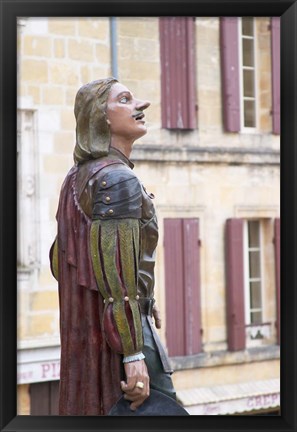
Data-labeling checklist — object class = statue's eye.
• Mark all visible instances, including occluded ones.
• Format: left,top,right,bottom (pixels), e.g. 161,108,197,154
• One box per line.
120,96,128,104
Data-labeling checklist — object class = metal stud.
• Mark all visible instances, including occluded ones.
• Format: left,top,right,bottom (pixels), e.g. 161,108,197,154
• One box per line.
124,296,129,301
101,180,107,187
108,209,114,215
108,297,114,303
105,196,111,202
136,295,140,300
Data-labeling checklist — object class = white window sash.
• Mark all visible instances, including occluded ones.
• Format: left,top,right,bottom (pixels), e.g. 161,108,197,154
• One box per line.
238,17,259,133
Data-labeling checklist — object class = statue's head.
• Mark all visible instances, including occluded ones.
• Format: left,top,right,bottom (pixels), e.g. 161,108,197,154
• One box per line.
73,77,118,164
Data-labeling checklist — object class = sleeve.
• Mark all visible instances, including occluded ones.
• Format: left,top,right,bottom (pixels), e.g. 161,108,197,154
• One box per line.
90,167,144,357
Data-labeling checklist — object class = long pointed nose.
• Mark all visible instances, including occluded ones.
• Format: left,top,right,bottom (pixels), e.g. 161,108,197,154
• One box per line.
136,99,151,111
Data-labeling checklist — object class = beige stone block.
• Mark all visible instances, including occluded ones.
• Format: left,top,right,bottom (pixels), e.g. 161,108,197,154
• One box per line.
260,91,271,108
28,313,56,336
90,67,111,81
119,18,158,39
260,114,271,132
80,65,90,84
200,106,221,128
256,17,270,33
199,89,220,107
54,131,74,154
95,43,110,64
120,60,159,81
60,109,75,130
42,86,64,105
20,60,48,83
260,75,270,92
43,154,73,174
65,87,77,106
144,19,159,40
172,359,280,390
197,24,219,48
258,33,270,50
48,19,76,35
54,39,65,58
39,268,56,286
17,385,30,415
68,39,94,62
118,37,135,60
30,291,59,311
78,18,109,40
17,83,26,98
49,63,79,86
23,35,51,57
259,53,270,72
27,86,41,104
134,39,159,62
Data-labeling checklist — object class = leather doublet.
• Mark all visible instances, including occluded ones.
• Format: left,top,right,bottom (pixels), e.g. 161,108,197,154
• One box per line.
92,164,142,220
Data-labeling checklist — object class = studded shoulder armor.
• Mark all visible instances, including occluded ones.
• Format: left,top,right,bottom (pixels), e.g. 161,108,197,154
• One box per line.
92,163,142,220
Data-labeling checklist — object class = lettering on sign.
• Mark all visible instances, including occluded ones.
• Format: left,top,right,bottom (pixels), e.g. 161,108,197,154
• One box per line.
17,360,61,384
203,404,220,415
247,393,279,409
41,362,60,379
17,370,33,382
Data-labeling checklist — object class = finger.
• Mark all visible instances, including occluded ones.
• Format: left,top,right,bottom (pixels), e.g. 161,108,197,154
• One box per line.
130,395,149,411
155,317,162,329
153,308,162,329
124,376,137,392
124,393,142,401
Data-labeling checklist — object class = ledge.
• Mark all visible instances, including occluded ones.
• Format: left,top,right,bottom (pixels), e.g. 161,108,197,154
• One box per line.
131,144,280,166
170,345,280,371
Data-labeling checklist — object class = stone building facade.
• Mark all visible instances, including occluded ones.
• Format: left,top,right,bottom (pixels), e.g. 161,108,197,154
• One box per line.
17,16,280,415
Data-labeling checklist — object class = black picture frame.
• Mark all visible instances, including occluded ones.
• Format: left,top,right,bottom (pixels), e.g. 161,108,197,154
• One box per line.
1,0,296,431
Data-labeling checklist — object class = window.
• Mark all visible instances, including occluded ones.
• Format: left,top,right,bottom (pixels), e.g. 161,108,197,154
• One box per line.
163,218,202,356
244,220,263,325
243,220,272,347
239,18,257,130
159,17,197,130
220,17,280,134
225,218,280,351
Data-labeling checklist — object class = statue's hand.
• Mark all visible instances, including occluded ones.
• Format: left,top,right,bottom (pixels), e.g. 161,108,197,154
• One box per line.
121,359,150,411
152,303,162,329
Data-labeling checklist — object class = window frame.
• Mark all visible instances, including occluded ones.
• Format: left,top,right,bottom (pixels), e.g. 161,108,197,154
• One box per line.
238,17,259,133
17,108,40,270
243,219,265,326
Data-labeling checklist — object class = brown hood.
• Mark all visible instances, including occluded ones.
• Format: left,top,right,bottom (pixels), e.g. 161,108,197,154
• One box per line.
73,77,118,164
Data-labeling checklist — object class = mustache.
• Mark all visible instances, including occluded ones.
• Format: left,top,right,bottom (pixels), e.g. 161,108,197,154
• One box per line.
132,110,145,118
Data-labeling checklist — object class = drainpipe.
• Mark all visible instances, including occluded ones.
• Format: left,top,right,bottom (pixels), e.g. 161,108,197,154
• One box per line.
110,17,118,79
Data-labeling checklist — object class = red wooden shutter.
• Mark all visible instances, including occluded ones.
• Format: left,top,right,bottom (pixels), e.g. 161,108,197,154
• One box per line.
225,219,246,351
164,219,185,356
271,17,280,134
274,218,280,344
183,219,202,355
159,17,197,130
164,218,201,356
220,18,241,132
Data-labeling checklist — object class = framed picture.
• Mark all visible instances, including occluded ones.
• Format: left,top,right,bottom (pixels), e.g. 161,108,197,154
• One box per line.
1,0,296,431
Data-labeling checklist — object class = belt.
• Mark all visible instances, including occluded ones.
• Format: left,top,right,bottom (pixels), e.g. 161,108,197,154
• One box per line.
138,297,155,316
